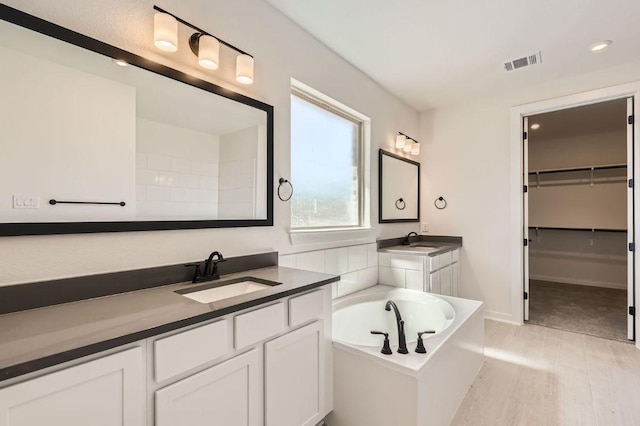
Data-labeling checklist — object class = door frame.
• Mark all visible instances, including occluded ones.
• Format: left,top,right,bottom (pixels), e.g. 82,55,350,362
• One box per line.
509,81,640,349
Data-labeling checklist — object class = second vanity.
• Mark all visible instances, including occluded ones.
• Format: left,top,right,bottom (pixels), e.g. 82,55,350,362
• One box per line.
0,253,337,426
377,236,462,297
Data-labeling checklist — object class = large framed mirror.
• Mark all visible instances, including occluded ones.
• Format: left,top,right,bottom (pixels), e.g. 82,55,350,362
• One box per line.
0,5,273,236
379,149,420,223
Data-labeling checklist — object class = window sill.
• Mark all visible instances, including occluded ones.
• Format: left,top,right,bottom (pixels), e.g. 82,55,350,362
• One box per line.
289,227,375,247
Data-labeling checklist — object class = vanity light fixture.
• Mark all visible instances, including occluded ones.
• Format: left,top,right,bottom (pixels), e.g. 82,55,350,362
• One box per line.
152,5,255,84
530,123,541,130
397,132,421,156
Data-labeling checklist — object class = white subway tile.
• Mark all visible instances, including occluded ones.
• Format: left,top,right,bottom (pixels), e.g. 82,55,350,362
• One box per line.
325,247,349,275
359,266,378,288
390,254,424,271
367,243,378,267
296,251,325,273
378,252,391,267
136,153,147,169
171,158,191,173
157,171,180,187
136,185,147,201
137,169,158,185
405,270,424,292
180,174,201,189
337,271,360,297
146,186,170,201
191,161,214,176
170,188,187,202
199,175,217,189
348,245,368,272
278,254,296,268
147,154,172,171
378,266,405,288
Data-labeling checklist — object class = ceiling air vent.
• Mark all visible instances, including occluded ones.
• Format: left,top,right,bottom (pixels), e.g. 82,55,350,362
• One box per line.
503,51,542,72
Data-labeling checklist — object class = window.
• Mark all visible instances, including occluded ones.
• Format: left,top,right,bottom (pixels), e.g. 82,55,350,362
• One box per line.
290,87,365,229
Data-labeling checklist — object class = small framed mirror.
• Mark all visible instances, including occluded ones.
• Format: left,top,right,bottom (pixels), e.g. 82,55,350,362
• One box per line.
378,149,420,223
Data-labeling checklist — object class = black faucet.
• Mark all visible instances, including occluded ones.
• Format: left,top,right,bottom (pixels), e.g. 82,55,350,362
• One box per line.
385,300,408,354
185,251,227,283
402,231,419,246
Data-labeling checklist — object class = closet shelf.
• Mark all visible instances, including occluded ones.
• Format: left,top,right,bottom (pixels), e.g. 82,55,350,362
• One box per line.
528,163,626,175
528,226,627,233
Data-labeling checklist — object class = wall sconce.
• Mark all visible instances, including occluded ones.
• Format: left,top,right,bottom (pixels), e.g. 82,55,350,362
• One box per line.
153,5,255,84
397,132,420,156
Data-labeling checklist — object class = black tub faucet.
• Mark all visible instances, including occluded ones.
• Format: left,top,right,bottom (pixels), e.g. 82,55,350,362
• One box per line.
385,300,408,354
402,231,418,246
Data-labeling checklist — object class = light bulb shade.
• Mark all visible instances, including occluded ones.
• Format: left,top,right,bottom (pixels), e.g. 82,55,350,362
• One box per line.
395,134,406,149
403,139,413,152
198,35,220,69
154,12,178,52
236,54,254,84
411,141,420,155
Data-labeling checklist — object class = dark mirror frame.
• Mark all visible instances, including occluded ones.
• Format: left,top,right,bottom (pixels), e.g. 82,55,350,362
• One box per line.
0,5,273,236
378,149,420,223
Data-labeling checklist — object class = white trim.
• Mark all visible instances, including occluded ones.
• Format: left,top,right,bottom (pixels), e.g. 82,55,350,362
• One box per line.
509,80,640,349
484,310,519,325
530,275,626,290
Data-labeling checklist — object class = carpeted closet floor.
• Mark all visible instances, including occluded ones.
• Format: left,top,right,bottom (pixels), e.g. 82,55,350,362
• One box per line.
527,280,629,342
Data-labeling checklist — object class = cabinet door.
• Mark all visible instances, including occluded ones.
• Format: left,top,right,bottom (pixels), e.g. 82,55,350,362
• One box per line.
452,262,460,297
0,347,143,426
265,321,325,426
440,265,453,296
428,271,440,294
156,349,261,426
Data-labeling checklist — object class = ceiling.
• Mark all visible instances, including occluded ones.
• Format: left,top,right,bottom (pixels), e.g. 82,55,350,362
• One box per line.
265,0,640,111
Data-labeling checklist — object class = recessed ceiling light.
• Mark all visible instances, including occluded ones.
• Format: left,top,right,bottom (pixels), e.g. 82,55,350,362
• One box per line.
112,58,129,67
530,123,541,130
589,40,612,52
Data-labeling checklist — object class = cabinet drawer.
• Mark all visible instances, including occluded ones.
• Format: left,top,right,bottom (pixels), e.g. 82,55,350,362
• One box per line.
451,248,459,263
154,320,229,382
235,303,285,350
289,290,325,327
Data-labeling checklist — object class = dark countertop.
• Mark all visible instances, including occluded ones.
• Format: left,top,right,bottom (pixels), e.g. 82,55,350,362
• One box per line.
0,266,338,382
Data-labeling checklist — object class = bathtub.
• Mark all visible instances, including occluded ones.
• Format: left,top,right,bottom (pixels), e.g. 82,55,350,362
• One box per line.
328,285,484,426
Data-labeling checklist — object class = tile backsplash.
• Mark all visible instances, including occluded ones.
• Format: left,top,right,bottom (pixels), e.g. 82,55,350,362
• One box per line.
279,243,378,298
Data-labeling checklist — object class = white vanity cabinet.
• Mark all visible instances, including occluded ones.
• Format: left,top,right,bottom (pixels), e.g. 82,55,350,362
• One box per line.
156,349,262,426
427,249,459,297
265,320,326,426
150,285,333,426
0,347,144,426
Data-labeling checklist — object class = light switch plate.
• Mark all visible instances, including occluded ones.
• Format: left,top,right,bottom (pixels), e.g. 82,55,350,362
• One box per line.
13,195,40,209
421,222,429,233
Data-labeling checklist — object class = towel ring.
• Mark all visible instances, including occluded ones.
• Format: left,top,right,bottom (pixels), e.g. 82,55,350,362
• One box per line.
278,178,293,202
434,196,447,210
395,198,406,210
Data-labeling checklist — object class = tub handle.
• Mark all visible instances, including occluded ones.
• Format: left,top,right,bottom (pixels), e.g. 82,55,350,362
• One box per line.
370,331,393,355
415,330,436,354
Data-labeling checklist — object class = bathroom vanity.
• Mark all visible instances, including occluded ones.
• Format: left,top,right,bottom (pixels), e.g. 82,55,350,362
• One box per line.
377,237,462,297
0,257,337,426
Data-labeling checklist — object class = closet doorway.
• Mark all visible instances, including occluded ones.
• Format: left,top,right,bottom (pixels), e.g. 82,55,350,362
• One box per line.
523,98,635,342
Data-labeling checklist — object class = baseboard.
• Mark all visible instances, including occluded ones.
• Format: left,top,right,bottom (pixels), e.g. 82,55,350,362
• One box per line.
530,274,626,290
484,310,521,325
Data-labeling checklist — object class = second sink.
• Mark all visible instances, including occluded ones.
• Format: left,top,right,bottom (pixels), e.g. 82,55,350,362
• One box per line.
176,277,281,304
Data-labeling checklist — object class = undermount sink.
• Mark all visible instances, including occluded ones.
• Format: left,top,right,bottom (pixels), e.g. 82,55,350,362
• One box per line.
176,277,281,304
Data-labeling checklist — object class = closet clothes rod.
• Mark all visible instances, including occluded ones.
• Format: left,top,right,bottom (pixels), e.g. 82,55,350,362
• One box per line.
528,226,626,233
528,164,626,175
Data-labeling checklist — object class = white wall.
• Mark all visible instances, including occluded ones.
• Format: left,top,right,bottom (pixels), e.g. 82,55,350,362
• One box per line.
0,44,136,222
419,62,640,322
0,0,419,286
